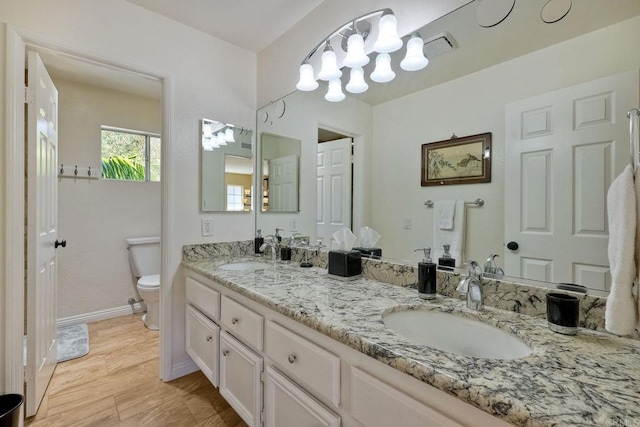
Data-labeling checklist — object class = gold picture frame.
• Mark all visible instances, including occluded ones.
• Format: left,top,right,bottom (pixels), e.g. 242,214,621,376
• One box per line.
421,132,492,186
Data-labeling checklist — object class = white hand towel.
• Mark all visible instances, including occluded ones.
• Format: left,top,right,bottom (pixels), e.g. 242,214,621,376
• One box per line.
436,200,456,230
605,164,638,336
432,200,466,267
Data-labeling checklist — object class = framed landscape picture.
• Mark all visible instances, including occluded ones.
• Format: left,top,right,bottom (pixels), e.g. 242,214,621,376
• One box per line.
421,132,492,186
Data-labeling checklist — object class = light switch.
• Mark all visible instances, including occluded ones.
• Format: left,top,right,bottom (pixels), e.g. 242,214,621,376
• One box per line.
201,219,213,236
403,218,412,230
290,218,298,232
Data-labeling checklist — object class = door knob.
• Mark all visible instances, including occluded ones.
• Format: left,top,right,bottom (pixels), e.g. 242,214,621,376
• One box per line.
506,241,519,251
55,240,67,249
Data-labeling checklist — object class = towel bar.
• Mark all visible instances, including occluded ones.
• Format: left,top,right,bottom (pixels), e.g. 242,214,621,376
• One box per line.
424,199,484,208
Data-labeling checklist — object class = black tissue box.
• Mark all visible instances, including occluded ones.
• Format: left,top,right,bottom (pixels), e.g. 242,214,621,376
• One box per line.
353,247,382,259
328,250,362,281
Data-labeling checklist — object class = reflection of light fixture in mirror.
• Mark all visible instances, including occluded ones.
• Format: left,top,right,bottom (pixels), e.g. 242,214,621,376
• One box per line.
317,40,342,81
325,79,345,102
370,53,395,83
400,34,429,72
225,127,235,143
202,122,213,137
346,67,368,94
216,131,227,146
295,9,424,101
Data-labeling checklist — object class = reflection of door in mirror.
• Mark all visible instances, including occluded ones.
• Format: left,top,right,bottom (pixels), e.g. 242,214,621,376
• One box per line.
317,136,353,248
268,155,298,211
260,133,301,212
504,70,638,292
224,155,253,212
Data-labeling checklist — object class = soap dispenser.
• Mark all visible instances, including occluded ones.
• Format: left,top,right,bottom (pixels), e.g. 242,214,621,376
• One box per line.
438,244,456,271
414,247,437,300
254,229,264,255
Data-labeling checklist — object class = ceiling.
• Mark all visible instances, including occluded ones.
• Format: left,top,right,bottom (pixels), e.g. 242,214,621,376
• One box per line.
125,0,325,53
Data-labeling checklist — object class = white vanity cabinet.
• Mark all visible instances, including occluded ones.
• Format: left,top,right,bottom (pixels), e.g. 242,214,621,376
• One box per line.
185,276,222,388
220,331,263,427
184,270,510,427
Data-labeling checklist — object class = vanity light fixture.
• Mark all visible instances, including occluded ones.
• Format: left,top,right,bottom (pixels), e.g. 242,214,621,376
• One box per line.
400,33,429,71
295,8,426,102
216,131,227,146
370,53,395,83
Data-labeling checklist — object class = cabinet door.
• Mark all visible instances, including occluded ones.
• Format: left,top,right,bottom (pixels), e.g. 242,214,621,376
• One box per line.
186,304,219,387
265,365,340,427
220,331,263,427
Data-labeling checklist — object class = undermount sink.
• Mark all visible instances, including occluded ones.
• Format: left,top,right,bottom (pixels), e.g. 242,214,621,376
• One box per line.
382,309,532,360
217,262,268,271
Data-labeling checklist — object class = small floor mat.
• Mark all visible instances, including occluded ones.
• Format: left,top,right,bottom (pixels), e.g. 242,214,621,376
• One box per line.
57,324,89,363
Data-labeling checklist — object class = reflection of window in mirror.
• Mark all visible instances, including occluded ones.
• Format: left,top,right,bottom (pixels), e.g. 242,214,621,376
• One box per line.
224,155,253,212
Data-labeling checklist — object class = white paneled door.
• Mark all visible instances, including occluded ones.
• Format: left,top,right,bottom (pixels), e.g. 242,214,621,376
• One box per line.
25,51,60,417
269,154,299,211
504,70,639,291
317,138,352,247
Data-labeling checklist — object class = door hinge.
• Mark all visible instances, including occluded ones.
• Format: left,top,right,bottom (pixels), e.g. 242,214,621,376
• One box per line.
260,408,265,424
260,371,265,383
24,87,35,104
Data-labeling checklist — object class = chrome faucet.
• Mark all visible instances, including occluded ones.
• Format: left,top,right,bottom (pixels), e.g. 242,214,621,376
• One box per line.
260,235,280,262
483,254,504,278
456,261,484,311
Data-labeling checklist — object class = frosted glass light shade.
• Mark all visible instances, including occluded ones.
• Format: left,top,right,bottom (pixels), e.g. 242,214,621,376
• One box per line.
400,35,429,71
373,13,402,53
202,138,214,151
296,63,319,91
325,79,345,102
370,53,395,83
343,33,369,68
216,131,227,146
202,122,213,137
346,67,368,94
224,127,235,143
317,47,342,81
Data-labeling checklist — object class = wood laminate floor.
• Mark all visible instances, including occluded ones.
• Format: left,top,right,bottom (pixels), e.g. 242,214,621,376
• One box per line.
26,314,247,427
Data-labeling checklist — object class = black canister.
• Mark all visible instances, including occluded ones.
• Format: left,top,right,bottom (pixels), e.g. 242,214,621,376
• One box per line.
546,293,580,335
254,229,264,255
280,246,292,262
414,247,437,300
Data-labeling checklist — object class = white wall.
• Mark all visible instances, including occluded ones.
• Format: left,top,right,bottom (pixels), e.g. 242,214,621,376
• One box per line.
0,0,256,389
53,77,161,319
371,15,640,264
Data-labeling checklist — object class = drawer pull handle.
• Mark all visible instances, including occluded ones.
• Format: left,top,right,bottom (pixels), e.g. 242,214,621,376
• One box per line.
222,349,229,356
288,354,297,364
206,335,212,342
231,317,239,325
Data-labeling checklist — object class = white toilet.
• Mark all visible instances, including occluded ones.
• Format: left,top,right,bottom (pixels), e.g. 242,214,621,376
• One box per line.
126,236,160,330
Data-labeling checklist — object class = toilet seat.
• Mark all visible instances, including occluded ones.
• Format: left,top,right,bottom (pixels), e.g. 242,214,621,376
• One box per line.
137,274,160,289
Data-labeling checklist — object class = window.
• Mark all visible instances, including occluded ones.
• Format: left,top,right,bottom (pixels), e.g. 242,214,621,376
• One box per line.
101,126,161,181
226,185,244,211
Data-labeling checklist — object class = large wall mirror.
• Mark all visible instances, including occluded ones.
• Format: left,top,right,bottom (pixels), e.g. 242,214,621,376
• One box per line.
255,0,640,295
201,118,254,212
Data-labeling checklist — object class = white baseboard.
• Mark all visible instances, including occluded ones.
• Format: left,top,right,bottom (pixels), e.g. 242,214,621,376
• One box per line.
57,303,146,328
166,359,199,381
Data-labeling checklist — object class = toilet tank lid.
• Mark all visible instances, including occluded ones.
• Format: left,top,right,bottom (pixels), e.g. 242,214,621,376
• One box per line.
126,236,160,246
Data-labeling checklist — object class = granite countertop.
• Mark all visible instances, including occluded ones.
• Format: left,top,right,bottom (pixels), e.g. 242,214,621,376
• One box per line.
182,256,640,427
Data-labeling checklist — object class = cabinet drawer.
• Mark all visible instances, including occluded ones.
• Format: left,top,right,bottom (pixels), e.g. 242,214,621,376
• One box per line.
350,367,462,427
265,365,340,427
265,321,340,407
221,295,264,351
186,276,220,320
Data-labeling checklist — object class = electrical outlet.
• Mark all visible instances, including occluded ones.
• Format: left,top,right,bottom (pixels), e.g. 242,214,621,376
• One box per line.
201,219,213,236
290,218,298,232
403,218,412,230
